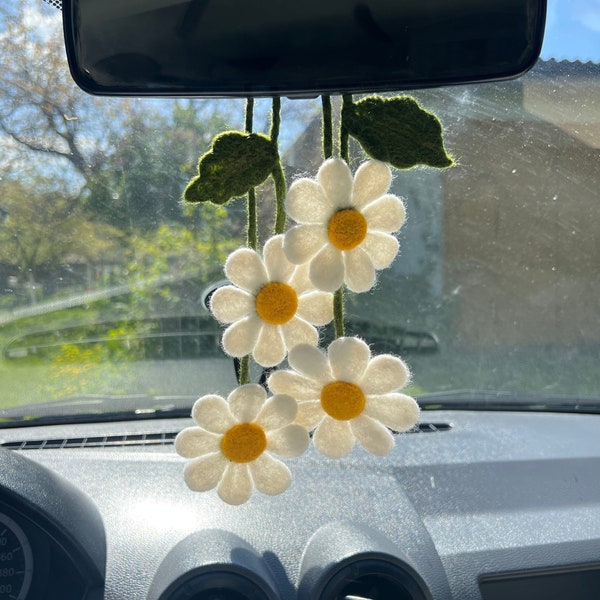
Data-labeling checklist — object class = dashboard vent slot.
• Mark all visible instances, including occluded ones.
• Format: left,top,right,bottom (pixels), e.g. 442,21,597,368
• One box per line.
2,432,177,451
1,422,450,451
412,422,452,433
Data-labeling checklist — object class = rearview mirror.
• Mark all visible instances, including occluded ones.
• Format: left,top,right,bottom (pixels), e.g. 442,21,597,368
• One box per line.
63,0,546,97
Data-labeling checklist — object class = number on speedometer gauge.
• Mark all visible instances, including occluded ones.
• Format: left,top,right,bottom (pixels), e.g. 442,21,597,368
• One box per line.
0,514,33,600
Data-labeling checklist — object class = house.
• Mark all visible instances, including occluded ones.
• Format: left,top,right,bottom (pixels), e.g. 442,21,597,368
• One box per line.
284,60,600,350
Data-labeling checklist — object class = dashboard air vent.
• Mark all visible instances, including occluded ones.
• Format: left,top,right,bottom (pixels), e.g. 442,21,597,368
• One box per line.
321,559,429,600
1,422,450,452
162,571,273,600
2,432,177,451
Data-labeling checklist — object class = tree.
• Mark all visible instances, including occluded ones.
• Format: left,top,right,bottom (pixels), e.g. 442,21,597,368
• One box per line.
86,101,233,230
0,178,123,305
125,204,242,315
0,3,130,187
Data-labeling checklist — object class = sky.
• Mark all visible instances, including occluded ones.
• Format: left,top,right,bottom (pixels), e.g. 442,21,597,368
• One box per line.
541,0,600,62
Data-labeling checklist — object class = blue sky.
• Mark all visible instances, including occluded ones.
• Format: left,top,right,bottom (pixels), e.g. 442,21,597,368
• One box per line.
542,0,600,61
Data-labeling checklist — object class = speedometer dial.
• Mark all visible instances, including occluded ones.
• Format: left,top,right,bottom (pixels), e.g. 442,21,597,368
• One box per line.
0,514,33,600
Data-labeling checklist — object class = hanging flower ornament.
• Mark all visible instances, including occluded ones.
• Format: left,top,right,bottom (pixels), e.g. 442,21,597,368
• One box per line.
210,235,333,367
175,384,309,505
175,93,453,503
268,337,419,458
283,158,406,293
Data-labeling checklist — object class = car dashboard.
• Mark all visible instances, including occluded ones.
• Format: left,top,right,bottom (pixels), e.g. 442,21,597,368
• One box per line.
1,409,599,600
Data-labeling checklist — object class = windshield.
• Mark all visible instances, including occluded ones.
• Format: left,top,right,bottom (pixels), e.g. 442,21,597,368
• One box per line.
0,0,598,425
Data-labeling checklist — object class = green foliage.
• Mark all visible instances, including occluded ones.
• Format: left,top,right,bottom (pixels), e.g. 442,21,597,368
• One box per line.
342,96,453,169
184,132,279,205
126,211,241,315
85,101,230,230
0,177,123,304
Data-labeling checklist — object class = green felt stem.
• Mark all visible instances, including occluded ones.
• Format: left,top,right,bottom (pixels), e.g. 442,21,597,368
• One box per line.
242,97,256,383
340,94,352,163
238,355,250,385
333,287,345,339
270,97,287,235
270,97,281,143
245,98,258,251
247,187,258,250
245,97,254,132
272,161,287,235
321,95,333,159
333,97,351,339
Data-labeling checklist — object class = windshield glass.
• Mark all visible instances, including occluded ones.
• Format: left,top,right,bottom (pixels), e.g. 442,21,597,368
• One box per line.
0,0,598,424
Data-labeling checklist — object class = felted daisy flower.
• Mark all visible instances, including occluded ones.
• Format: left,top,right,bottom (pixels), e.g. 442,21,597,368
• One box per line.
175,384,309,505
268,337,419,458
210,234,333,367
283,159,406,293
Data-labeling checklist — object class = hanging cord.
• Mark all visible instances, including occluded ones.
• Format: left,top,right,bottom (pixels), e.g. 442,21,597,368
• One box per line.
322,95,346,339
238,98,256,385
340,94,352,164
270,97,287,235
321,96,333,159
245,98,258,252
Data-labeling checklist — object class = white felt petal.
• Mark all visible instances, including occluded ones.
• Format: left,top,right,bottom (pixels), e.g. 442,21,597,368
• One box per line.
252,324,286,367
283,224,328,265
227,384,266,423
183,453,227,492
267,371,322,401
313,416,355,458
267,424,310,457
249,454,292,496
210,285,254,324
281,317,318,351
361,232,400,270
351,160,392,209
288,263,313,295
362,194,406,233
328,337,371,383
309,244,345,293
285,178,333,224
318,158,353,209
175,427,221,458
224,248,268,293
217,463,254,505
222,315,262,358
297,291,334,326
343,248,376,293
360,355,410,394
288,343,331,382
192,395,235,434
294,400,325,430
256,393,297,431
364,393,420,432
351,414,395,456
263,235,294,283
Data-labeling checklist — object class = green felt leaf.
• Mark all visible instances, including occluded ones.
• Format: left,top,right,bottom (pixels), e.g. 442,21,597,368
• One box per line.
184,131,279,205
343,96,453,170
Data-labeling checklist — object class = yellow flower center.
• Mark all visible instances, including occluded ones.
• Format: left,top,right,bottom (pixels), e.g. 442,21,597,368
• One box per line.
327,209,368,251
220,423,267,463
320,381,366,421
255,282,298,325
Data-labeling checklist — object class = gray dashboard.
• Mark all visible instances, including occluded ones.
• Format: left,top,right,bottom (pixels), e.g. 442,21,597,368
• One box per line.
1,409,599,599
